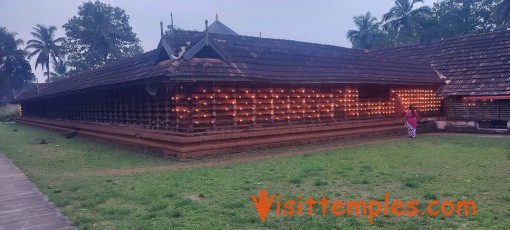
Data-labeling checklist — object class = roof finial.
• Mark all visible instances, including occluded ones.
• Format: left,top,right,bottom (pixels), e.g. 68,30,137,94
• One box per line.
205,19,210,46
160,21,163,37
171,12,174,30
215,11,218,21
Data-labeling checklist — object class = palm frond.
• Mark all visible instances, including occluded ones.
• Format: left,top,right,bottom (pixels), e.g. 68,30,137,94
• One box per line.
26,49,41,60
412,0,424,4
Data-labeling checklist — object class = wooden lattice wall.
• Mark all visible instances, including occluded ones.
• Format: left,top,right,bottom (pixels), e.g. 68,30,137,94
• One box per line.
20,82,443,132
444,97,510,121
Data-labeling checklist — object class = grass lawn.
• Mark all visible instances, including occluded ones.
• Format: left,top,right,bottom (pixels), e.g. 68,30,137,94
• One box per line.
0,123,509,229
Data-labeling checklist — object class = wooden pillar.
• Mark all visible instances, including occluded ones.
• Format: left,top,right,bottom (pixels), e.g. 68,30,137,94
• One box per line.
212,82,217,130
91,93,95,122
102,92,106,123
136,89,140,126
316,89,321,122
164,85,169,129
146,93,151,128
97,92,100,122
450,97,455,118
269,84,275,125
113,90,117,125
252,82,257,127
88,93,92,122
107,92,111,124
480,101,484,120
125,89,129,125
117,89,121,124
175,87,179,130
465,99,470,120
155,91,160,130
233,84,237,128
131,90,135,126
378,98,382,117
118,89,122,124
302,87,306,123
330,88,335,122
343,87,348,120
356,87,360,119
497,100,500,119
186,84,193,132
110,91,114,123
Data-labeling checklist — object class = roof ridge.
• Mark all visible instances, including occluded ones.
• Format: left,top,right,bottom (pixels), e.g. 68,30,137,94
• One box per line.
170,29,358,52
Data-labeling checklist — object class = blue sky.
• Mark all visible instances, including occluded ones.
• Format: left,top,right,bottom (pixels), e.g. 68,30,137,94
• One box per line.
0,0,438,81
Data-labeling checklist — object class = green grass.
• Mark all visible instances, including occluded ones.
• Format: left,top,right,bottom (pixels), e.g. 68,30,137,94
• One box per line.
0,123,509,229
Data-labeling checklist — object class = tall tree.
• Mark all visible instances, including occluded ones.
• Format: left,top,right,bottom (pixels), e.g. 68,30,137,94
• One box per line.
382,0,432,45
346,12,382,49
25,25,65,83
63,1,143,73
0,27,35,101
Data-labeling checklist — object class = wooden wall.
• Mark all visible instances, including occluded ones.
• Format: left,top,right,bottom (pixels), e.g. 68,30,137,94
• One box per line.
20,82,443,132
444,97,510,121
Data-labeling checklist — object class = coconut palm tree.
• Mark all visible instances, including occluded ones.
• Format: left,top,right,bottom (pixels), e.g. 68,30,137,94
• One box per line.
347,12,381,49
495,0,510,23
26,24,65,83
382,0,432,44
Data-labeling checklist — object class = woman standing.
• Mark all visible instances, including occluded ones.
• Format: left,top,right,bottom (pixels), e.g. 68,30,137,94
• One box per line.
401,105,423,138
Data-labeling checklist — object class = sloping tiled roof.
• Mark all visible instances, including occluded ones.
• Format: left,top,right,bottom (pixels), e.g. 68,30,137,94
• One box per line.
372,31,510,96
14,30,442,102
160,30,442,84
13,50,162,102
206,20,238,35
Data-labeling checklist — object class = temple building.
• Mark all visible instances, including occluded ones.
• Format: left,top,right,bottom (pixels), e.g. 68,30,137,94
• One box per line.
16,16,497,158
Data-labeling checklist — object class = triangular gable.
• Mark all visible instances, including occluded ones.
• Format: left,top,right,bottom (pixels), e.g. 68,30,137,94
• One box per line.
182,34,231,62
155,43,170,63
154,39,177,64
154,39,172,64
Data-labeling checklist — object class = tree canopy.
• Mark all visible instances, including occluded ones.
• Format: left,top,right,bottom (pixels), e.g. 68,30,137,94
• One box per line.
63,1,143,74
428,0,504,41
0,27,35,102
348,0,509,49
25,24,65,83
382,0,432,46
347,12,382,49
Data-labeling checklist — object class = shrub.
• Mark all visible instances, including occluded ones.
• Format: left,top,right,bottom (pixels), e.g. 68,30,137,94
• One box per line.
0,104,20,122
